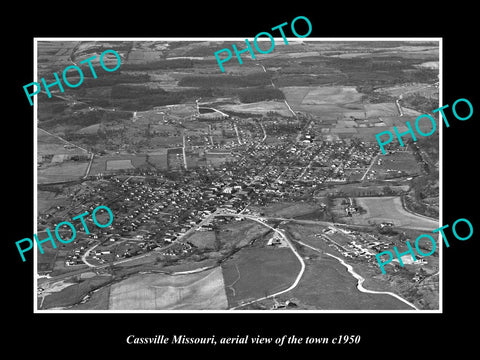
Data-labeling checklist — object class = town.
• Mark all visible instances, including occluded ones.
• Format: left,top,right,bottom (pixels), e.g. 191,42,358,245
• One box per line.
35,39,440,311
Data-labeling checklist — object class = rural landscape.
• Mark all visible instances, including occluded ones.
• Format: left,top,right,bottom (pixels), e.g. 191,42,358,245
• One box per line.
35,39,440,311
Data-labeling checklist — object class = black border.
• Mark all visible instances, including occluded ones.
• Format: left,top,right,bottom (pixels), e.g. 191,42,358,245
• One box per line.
6,4,478,355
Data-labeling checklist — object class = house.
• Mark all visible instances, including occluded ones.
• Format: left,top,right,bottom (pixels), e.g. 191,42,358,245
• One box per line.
380,222,394,228
267,237,282,246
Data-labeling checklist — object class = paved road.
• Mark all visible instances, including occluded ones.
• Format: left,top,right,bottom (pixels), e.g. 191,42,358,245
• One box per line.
360,151,380,182
395,99,404,116
81,243,99,268
83,152,95,178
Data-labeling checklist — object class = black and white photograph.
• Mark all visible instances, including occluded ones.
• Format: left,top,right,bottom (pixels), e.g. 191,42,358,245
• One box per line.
5,4,478,355
33,38,441,312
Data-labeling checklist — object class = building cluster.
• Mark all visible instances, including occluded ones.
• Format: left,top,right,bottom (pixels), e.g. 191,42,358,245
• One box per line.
38,112,410,269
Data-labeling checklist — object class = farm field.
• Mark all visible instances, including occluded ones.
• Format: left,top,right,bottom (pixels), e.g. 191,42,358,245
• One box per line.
109,266,228,310
37,41,79,70
375,83,438,98
351,196,438,230
281,86,363,107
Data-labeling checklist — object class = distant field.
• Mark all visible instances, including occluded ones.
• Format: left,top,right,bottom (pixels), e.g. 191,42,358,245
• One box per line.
352,196,438,230
205,154,230,167
89,154,149,175
280,87,312,106
375,83,438,98
364,103,398,117
150,136,183,147
147,153,169,169
106,159,135,170
78,124,101,135
281,84,367,118
281,86,362,106
219,100,293,117
109,267,228,310
301,86,362,105
281,86,363,108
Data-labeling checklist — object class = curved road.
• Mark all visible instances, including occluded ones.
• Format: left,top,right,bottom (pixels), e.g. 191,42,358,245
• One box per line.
81,243,100,268
228,214,306,310
324,253,418,310
295,239,418,310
